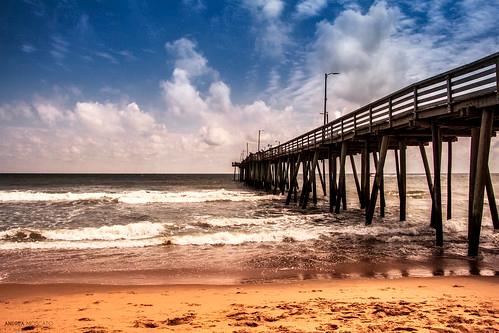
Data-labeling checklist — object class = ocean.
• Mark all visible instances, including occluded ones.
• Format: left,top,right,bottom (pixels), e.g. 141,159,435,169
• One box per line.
0,173,497,284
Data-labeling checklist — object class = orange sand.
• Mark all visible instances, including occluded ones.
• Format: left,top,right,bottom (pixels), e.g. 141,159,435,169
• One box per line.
0,277,498,332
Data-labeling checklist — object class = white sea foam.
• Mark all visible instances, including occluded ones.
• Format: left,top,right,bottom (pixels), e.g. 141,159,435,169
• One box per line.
0,238,166,250
0,221,167,250
0,189,276,204
200,215,287,227
171,228,321,245
0,221,166,241
44,221,165,241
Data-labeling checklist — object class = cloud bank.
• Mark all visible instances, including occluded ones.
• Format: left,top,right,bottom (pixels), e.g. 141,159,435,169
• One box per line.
1,0,498,173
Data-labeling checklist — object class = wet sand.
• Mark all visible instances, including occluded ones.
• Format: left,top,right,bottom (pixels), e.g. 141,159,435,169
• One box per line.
0,276,498,332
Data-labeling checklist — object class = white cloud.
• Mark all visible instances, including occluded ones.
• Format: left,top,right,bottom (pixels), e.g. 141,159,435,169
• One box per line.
182,0,205,11
2,2,498,173
50,35,69,62
94,51,119,64
295,0,327,18
241,0,290,59
199,126,230,146
35,102,65,126
161,68,208,117
165,38,213,78
0,99,174,172
156,37,308,160
269,0,499,122
21,43,36,53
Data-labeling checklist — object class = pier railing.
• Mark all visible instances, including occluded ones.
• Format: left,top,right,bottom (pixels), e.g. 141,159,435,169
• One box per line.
247,52,498,161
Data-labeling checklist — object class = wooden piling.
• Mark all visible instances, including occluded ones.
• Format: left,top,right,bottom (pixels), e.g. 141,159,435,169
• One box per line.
372,151,385,218
335,142,347,213
447,142,452,220
363,142,370,212
328,149,333,212
360,145,366,209
330,154,337,213
419,143,436,228
299,158,309,206
468,110,494,256
285,154,301,205
366,136,389,225
399,141,407,222
311,152,319,206
311,162,317,205
350,155,363,207
468,128,479,237
486,167,499,229
431,123,443,246
317,160,327,196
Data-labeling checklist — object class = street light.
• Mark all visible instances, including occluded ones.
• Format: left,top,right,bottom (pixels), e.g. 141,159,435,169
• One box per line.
257,129,264,151
322,72,340,125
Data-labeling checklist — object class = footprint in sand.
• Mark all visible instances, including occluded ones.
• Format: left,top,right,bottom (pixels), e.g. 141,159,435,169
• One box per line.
80,325,107,333
163,312,196,326
133,320,158,328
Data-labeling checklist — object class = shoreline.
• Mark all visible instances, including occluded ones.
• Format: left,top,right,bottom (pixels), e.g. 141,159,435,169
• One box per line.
1,276,497,332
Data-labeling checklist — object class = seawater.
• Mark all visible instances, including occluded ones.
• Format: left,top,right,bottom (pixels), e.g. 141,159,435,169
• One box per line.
0,173,497,284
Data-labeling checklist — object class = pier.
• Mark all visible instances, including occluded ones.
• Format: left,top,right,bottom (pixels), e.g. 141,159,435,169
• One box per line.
233,52,499,256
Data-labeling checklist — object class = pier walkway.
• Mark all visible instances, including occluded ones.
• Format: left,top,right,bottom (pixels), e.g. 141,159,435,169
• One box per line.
232,52,499,256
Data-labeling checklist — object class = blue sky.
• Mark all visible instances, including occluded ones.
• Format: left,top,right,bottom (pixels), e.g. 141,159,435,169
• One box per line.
0,0,498,172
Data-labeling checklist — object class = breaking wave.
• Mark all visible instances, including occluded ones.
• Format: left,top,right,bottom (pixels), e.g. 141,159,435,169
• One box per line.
0,189,276,204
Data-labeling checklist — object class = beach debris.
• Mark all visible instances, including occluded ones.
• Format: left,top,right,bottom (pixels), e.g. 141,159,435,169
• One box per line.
282,236,296,243
80,326,107,333
132,320,158,328
244,321,258,327
163,312,196,325
4,230,46,242
21,325,35,331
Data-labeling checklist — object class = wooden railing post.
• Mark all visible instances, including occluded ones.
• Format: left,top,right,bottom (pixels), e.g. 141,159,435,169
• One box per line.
341,119,344,140
446,74,453,113
353,112,357,134
369,106,373,132
496,57,499,100
413,87,418,120
388,97,393,127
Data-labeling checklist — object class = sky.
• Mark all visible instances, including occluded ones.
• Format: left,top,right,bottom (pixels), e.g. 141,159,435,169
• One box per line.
0,0,498,173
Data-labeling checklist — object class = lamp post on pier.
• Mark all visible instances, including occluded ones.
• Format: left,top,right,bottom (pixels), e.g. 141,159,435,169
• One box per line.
322,72,340,125
322,72,339,196
257,129,264,152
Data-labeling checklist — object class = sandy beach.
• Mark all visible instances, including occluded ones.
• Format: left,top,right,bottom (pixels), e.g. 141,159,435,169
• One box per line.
0,276,497,332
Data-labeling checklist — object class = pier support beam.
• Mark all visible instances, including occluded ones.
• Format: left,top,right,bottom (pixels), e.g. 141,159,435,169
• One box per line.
468,110,494,256
486,167,499,229
311,151,319,206
350,155,363,207
335,142,347,213
366,136,389,225
447,142,452,220
285,154,301,205
317,160,327,196
299,159,310,207
468,128,479,233
372,151,385,218
419,144,435,225
362,142,370,211
329,152,337,213
399,141,407,221
432,123,443,246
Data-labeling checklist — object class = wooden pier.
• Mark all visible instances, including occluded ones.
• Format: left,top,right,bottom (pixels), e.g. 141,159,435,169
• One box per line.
233,52,499,256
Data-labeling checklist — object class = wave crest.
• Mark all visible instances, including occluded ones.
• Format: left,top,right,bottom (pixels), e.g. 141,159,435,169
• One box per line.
0,189,275,204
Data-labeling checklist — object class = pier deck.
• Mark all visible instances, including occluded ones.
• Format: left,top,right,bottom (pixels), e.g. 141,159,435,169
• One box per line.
233,52,499,256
